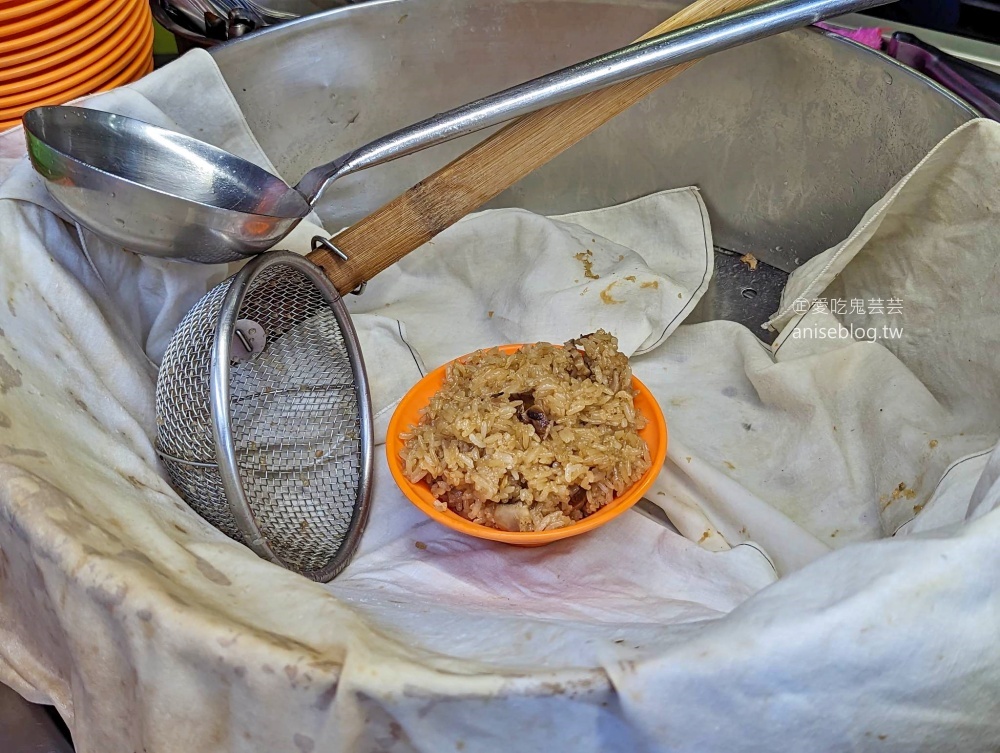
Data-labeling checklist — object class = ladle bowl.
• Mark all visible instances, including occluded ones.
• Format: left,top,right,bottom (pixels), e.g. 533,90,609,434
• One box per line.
23,107,308,262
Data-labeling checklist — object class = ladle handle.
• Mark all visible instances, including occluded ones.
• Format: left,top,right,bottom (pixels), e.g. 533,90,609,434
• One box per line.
306,0,883,293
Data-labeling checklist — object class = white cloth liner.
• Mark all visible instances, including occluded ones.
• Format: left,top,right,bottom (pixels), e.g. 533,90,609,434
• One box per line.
0,49,998,752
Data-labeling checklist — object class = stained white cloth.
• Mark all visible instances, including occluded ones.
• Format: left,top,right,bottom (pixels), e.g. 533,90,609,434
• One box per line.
0,50,999,753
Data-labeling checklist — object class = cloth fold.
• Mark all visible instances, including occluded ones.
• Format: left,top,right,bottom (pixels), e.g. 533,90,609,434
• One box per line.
347,188,715,437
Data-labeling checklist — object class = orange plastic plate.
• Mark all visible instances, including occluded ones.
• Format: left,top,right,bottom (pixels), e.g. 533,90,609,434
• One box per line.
386,343,668,546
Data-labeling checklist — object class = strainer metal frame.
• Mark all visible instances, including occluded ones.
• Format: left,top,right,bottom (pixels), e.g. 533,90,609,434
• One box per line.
210,250,374,582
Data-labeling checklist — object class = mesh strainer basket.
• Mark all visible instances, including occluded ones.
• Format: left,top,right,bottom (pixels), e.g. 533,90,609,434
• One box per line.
155,251,373,582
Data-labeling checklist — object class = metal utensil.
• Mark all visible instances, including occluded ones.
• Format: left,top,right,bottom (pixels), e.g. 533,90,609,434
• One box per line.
152,0,891,583
24,0,890,264
167,0,231,32
156,250,372,581
228,0,299,23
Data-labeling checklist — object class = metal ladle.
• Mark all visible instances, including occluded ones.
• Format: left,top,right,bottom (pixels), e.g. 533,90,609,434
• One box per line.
22,0,888,265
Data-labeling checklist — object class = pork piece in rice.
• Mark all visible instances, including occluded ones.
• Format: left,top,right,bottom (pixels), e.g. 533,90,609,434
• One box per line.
399,330,651,531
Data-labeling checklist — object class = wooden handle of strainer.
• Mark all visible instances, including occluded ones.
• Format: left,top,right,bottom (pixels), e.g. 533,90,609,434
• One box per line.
306,0,764,294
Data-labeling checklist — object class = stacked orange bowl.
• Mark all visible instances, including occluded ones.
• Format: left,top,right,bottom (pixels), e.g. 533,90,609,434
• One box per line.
0,0,155,132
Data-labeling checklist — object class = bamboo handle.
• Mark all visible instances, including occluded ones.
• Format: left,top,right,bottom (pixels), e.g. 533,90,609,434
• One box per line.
307,0,764,294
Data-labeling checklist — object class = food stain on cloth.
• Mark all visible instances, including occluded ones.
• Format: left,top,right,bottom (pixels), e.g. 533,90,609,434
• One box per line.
0,354,22,394
880,481,917,510
573,249,600,280
600,282,623,305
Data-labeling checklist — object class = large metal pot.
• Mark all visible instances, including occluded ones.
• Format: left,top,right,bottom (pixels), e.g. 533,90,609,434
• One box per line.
208,0,976,267
206,0,976,332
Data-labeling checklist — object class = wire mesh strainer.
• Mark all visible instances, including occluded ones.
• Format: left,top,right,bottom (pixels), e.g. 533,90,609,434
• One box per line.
155,251,373,582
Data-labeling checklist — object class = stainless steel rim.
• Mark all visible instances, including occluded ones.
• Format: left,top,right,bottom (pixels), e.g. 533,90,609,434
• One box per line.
209,250,374,581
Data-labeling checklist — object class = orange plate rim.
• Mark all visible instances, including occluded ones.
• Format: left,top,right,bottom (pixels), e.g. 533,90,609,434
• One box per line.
0,0,125,52
0,22,151,121
0,4,145,98
0,20,147,110
0,0,137,84
0,0,132,67
0,0,92,37
0,0,68,24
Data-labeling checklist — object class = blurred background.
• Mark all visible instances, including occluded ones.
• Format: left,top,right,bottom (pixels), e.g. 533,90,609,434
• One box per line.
147,0,1000,73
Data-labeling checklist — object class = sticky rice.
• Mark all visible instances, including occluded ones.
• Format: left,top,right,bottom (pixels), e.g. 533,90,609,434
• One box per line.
398,330,651,532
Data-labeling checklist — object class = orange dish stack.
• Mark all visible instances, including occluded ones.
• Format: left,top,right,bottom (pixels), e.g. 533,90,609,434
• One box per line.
0,0,155,132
